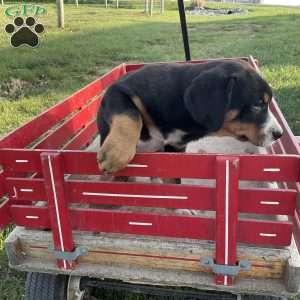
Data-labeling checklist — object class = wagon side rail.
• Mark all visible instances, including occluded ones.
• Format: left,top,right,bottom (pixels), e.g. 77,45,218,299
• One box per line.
1,149,299,285
0,64,126,150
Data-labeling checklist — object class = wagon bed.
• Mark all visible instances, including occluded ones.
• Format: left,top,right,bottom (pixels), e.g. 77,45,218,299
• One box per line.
1,57,300,298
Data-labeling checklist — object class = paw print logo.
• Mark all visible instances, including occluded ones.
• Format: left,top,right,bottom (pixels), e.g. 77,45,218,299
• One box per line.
5,16,44,48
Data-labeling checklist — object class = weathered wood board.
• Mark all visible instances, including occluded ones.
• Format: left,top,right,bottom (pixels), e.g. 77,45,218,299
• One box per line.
5,226,300,297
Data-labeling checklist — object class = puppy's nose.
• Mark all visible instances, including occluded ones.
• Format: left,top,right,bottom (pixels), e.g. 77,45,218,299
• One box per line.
272,130,283,140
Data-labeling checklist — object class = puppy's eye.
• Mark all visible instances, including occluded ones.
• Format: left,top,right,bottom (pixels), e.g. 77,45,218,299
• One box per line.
257,99,265,105
252,105,262,113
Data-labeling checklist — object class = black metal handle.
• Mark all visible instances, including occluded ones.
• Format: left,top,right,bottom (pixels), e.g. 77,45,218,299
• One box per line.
177,0,191,61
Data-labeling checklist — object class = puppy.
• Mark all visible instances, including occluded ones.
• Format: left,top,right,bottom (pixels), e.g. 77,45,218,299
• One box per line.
97,60,283,173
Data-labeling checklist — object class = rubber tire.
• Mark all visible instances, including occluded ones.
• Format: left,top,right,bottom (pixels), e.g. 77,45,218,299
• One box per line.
242,296,287,300
25,272,68,300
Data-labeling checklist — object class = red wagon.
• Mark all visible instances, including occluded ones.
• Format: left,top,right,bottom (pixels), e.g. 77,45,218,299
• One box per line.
1,56,300,300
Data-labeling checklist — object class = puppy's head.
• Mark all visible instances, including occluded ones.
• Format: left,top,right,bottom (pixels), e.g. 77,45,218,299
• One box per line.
184,61,283,147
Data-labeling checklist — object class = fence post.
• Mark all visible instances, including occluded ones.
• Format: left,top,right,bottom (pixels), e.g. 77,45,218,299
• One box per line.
215,156,239,286
56,0,64,28
41,152,75,269
149,0,153,16
105,0,108,8
160,0,164,14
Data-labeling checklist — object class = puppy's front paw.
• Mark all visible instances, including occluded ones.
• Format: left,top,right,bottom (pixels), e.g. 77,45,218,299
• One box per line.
97,141,136,174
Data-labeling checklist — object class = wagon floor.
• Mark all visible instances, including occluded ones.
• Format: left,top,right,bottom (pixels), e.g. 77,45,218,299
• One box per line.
5,226,300,297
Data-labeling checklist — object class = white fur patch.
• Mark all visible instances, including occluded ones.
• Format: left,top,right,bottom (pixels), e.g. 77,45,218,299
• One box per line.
260,109,283,147
164,129,187,147
186,136,261,155
137,129,187,152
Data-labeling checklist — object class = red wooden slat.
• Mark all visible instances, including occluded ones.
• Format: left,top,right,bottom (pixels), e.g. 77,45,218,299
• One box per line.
11,205,215,240
5,177,297,216
267,139,293,190
238,218,292,246
64,152,217,178
298,158,300,184
65,180,215,210
239,155,299,182
64,120,98,150
5,178,215,210
10,205,50,228
0,198,12,229
0,149,45,174
1,149,299,182
41,153,75,269
239,188,296,216
293,209,300,253
72,209,215,239
0,169,5,198
248,56,259,69
0,150,216,178
5,178,45,201
125,63,145,73
270,140,284,155
270,100,300,156
10,204,292,247
215,157,239,286
34,97,100,150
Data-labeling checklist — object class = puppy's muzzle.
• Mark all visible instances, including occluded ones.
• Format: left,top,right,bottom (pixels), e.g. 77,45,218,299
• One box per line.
260,110,283,147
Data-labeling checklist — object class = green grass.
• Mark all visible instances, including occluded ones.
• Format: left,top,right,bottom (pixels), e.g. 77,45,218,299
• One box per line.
0,1,300,299
0,228,26,300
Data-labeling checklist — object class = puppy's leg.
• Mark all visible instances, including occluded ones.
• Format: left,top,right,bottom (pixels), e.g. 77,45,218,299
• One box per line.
97,113,142,173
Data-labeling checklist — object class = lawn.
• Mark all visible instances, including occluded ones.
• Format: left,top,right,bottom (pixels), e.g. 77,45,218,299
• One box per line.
0,1,299,299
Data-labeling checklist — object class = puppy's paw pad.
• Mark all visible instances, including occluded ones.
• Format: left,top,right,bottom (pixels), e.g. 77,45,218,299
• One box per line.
97,144,135,174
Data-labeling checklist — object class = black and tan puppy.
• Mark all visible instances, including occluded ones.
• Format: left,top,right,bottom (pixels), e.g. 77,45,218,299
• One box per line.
97,60,283,173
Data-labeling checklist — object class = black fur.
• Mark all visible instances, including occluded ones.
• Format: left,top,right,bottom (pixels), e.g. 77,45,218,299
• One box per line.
97,60,273,149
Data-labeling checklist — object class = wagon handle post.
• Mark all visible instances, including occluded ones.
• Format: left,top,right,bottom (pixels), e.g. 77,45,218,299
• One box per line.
41,152,75,270
177,0,191,61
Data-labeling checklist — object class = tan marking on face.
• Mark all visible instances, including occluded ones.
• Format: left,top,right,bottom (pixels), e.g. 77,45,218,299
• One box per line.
263,93,271,104
213,121,262,146
97,114,142,173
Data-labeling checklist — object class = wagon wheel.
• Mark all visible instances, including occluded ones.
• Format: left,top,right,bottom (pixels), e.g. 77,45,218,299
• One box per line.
241,295,287,300
25,272,94,300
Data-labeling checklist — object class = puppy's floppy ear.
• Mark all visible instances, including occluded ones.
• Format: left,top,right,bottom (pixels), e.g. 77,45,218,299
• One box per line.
184,70,236,132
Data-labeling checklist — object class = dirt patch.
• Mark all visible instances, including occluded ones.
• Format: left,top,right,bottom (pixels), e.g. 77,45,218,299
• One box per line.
0,75,49,101
186,6,248,16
